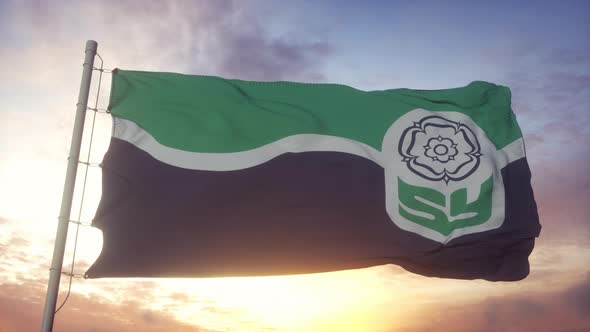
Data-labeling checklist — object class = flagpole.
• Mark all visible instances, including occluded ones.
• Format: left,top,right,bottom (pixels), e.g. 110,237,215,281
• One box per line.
40,40,98,332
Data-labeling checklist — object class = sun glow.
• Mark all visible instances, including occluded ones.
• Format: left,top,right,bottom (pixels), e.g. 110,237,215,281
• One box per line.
148,268,407,332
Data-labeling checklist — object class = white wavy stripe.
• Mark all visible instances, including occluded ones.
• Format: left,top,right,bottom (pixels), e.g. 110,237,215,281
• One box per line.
113,118,525,172
113,117,384,171
497,137,526,168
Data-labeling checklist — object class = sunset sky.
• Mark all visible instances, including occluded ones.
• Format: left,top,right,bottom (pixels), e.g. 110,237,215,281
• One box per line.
1,0,589,331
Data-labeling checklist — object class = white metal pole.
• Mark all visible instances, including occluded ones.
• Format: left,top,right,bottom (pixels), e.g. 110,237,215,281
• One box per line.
40,40,98,332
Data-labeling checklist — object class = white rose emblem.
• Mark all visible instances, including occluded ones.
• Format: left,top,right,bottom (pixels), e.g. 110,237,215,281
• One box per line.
398,116,482,183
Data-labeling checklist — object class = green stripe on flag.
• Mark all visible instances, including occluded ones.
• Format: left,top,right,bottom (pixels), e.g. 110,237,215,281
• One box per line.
108,69,523,153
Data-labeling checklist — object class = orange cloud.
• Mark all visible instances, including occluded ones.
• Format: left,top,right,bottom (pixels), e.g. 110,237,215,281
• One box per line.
398,276,590,332
0,282,214,332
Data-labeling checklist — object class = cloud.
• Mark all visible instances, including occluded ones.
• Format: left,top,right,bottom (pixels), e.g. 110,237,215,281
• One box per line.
95,0,333,81
215,27,332,81
0,235,35,264
495,46,590,129
399,277,590,332
527,157,590,241
482,298,548,332
1,0,332,81
170,292,191,301
485,43,590,243
0,0,335,162
0,282,215,332
564,276,590,315
542,72,590,96
542,47,590,67
7,235,29,247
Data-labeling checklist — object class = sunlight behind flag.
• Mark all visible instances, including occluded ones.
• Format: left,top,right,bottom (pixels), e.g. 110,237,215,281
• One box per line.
86,69,540,281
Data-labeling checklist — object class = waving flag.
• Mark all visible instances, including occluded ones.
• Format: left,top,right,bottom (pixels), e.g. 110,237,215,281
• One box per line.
86,69,540,281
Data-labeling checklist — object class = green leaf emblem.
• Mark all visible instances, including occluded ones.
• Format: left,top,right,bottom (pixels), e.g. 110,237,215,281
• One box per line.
398,176,493,236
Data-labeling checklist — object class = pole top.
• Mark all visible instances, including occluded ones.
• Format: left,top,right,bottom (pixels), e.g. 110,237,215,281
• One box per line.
85,40,98,53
